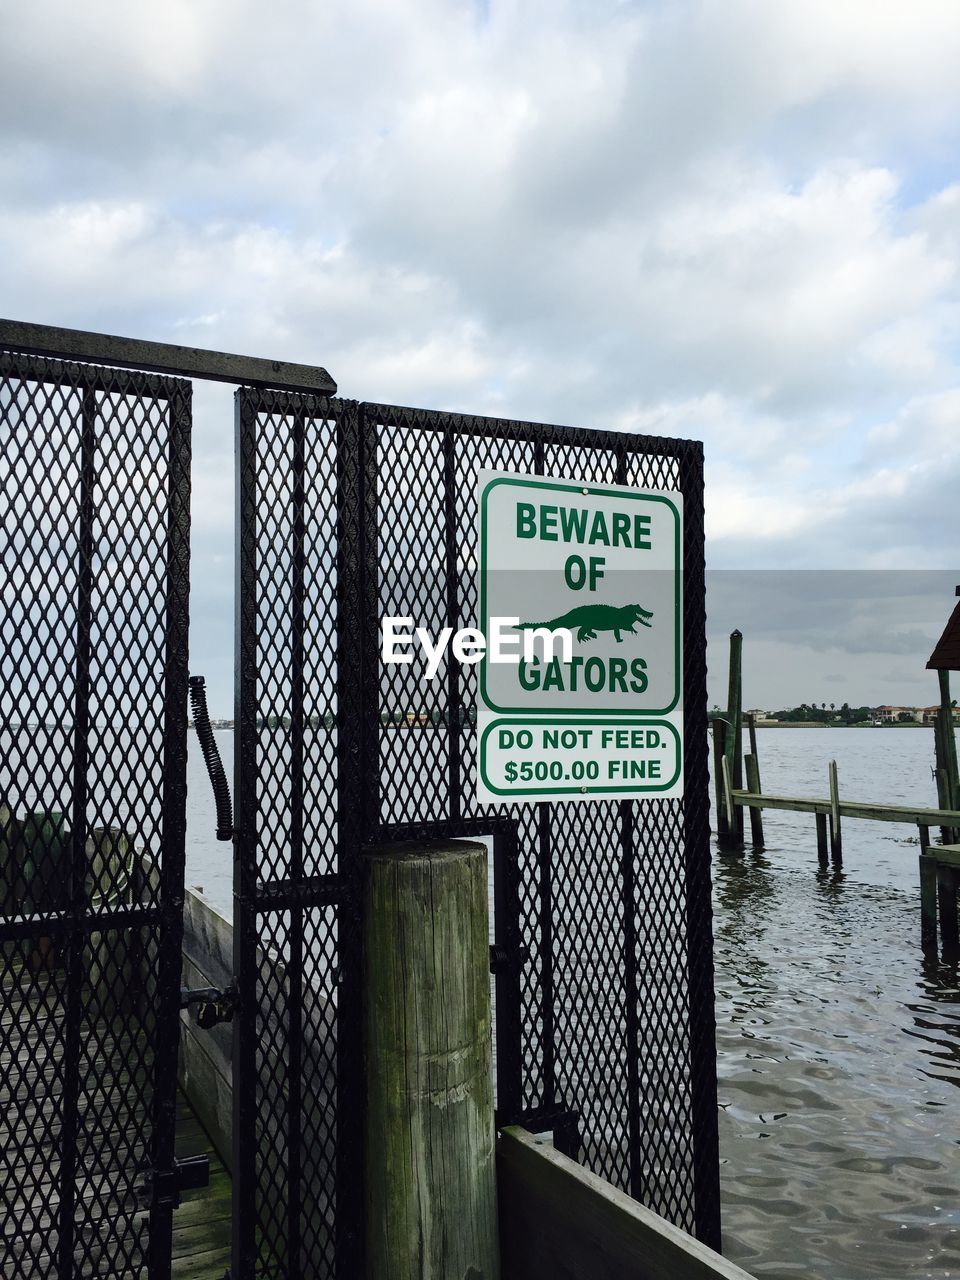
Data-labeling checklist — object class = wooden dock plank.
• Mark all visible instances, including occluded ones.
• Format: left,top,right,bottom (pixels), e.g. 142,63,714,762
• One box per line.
730,789,960,827
1,977,232,1279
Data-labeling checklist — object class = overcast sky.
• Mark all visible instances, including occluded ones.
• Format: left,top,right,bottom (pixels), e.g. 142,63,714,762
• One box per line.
2,1,958,714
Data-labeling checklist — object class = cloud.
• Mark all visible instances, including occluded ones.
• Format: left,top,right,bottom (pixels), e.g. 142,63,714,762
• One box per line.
3,1,960,710
705,571,960,708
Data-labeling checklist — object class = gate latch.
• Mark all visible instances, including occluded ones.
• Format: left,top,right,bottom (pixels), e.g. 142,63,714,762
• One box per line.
137,1153,210,1210
180,980,238,1030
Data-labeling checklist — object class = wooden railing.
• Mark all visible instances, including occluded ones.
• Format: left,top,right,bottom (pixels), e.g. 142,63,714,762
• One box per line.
499,1126,756,1280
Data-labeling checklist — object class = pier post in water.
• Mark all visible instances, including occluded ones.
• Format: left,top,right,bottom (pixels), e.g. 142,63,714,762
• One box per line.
815,811,829,869
711,718,730,846
720,630,745,851
920,852,938,951
828,760,843,866
937,671,960,843
744,714,764,850
938,670,959,800
744,753,764,850
362,838,499,1280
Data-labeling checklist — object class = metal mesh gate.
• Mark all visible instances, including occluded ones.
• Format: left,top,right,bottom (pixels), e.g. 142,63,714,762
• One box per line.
0,351,191,1277
233,392,363,1279
366,403,718,1242
237,391,719,1276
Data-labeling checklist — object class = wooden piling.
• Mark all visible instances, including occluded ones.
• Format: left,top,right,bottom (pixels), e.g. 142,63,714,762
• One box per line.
744,753,764,849
711,719,729,845
937,867,959,951
936,763,952,844
722,630,744,850
745,714,764,849
938,672,960,842
920,854,938,951
721,756,736,835
828,760,842,864
746,712,760,767
815,812,828,869
938,671,959,796
934,710,955,844
363,839,499,1280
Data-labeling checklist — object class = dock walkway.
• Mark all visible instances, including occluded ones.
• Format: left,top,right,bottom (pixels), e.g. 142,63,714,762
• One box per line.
1,964,230,1279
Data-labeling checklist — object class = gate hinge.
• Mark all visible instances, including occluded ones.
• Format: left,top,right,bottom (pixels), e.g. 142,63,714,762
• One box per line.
489,943,531,974
137,1153,209,1210
180,979,238,1029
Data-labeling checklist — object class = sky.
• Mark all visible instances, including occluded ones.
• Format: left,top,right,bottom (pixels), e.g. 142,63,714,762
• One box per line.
2,0,959,715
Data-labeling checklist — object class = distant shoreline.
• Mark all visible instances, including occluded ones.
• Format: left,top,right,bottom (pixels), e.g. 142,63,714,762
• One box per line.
748,721,936,729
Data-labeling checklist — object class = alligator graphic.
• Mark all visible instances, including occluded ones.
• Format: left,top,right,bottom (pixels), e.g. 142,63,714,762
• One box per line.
517,603,653,644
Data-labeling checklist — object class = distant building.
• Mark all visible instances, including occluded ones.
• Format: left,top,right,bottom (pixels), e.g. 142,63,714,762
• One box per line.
874,705,921,723
919,704,960,725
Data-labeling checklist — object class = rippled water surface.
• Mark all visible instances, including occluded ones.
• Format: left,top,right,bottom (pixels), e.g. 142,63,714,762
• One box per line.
714,729,960,1280
185,727,960,1279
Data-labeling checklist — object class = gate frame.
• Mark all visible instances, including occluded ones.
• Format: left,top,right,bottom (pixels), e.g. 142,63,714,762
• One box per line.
0,339,194,1280
352,400,720,1249
0,319,339,1280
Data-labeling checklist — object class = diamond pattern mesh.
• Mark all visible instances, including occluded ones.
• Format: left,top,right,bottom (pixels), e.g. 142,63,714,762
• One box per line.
235,391,350,1280
0,351,191,1277
0,345,712,1278
366,403,718,1242
237,390,718,1276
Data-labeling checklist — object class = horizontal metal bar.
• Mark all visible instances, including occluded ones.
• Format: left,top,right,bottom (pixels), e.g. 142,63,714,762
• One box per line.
0,904,161,943
245,386,349,418
374,817,519,843
254,873,347,910
364,399,698,460
731,788,960,827
0,318,337,395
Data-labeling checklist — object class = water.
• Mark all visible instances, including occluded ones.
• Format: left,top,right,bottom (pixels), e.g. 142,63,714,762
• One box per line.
183,728,960,1279
712,729,960,1280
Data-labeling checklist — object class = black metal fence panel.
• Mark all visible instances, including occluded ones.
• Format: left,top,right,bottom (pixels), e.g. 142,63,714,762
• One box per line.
0,351,191,1278
233,391,362,1280
237,389,718,1278
364,402,719,1246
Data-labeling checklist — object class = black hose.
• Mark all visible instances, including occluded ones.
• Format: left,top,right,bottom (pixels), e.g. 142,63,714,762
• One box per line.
189,675,234,841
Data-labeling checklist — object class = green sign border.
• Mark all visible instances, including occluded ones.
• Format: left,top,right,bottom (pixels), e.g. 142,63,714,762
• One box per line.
479,717,682,797
479,475,682,716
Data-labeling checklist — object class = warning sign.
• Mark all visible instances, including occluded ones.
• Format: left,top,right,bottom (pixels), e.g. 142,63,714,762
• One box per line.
476,470,683,804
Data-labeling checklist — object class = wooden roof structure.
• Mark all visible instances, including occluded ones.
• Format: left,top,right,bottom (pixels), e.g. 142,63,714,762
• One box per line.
927,588,960,671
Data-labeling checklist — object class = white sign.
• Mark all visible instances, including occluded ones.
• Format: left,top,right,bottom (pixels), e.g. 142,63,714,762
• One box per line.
476,469,683,804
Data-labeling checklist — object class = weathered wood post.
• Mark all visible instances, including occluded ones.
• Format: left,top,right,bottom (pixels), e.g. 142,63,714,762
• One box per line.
743,754,763,850
744,713,764,849
363,839,499,1280
937,866,960,951
815,811,829,869
711,719,729,845
926,590,960,843
937,672,960,843
721,756,736,836
918,824,930,854
938,670,959,800
828,760,842,865
936,720,959,843
920,852,938,951
720,630,744,850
